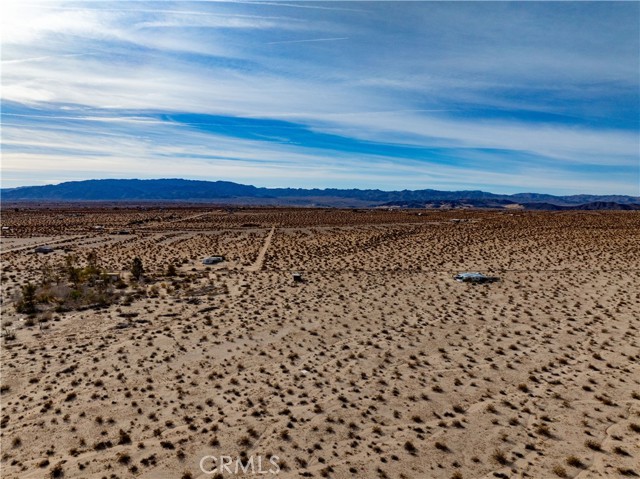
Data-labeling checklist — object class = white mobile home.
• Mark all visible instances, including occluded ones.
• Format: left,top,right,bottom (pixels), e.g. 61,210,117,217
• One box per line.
202,256,225,265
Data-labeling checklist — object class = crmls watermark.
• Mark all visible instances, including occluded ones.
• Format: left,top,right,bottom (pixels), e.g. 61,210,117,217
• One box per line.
200,455,281,475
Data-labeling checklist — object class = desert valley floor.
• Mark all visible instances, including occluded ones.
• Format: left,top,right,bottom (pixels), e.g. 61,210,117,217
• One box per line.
0,206,639,479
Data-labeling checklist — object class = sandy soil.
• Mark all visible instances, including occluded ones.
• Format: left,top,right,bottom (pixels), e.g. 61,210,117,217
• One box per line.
1,208,638,479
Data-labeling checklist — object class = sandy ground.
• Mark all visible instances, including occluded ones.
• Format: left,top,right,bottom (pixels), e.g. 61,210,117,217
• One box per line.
1,208,639,479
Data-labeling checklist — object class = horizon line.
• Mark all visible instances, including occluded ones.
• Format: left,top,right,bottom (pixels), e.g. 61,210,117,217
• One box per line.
1,177,638,198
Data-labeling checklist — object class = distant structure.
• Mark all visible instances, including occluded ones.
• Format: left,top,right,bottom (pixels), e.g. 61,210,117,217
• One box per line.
292,272,304,283
34,245,54,254
104,272,121,282
454,272,496,284
202,256,225,265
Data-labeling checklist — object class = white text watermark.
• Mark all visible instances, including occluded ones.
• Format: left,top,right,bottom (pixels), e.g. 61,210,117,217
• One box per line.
199,455,281,475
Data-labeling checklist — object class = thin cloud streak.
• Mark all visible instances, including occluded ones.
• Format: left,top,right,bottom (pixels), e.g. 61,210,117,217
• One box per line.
220,1,365,13
266,37,349,45
2,53,95,65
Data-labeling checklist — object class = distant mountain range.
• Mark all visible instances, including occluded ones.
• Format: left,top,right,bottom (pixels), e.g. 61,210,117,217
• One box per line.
2,179,639,210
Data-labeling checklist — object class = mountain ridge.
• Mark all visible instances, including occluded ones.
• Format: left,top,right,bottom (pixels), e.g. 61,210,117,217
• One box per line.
1,178,638,209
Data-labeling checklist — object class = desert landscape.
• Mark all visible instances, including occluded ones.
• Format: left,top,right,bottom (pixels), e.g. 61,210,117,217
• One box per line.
1,206,638,479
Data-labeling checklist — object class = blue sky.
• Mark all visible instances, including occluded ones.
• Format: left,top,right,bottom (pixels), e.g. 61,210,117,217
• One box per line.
1,1,638,194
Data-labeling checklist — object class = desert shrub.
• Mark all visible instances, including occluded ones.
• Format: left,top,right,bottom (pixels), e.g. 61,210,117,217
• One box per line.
566,455,584,468
131,257,144,281
618,468,638,477
166,264,177,276
404,441,417,454
585,440,602,451
552,465,567,477
49,462,64,478
536,424,553,437
434,441,449,452
118,429,132,445
491,449,508,465
16,283,37,314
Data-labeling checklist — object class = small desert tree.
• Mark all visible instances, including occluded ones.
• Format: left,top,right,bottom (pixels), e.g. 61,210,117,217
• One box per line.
64,255,81,286
40,259,55,286
84,251,101,282
166,263,177,277
16,283,37,314
131,257,144,281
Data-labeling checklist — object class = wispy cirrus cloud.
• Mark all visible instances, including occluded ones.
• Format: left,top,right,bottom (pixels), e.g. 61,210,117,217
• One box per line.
266,37,349,45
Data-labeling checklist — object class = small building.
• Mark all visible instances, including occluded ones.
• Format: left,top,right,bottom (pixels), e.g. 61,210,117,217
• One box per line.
454,272,495,284
34,245,54,254
104,272,121,282
292,272,304,283
202,256,225,265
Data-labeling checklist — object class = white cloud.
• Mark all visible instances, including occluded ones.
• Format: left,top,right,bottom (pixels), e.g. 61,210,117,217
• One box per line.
2,117,637,195
1,1,638,194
